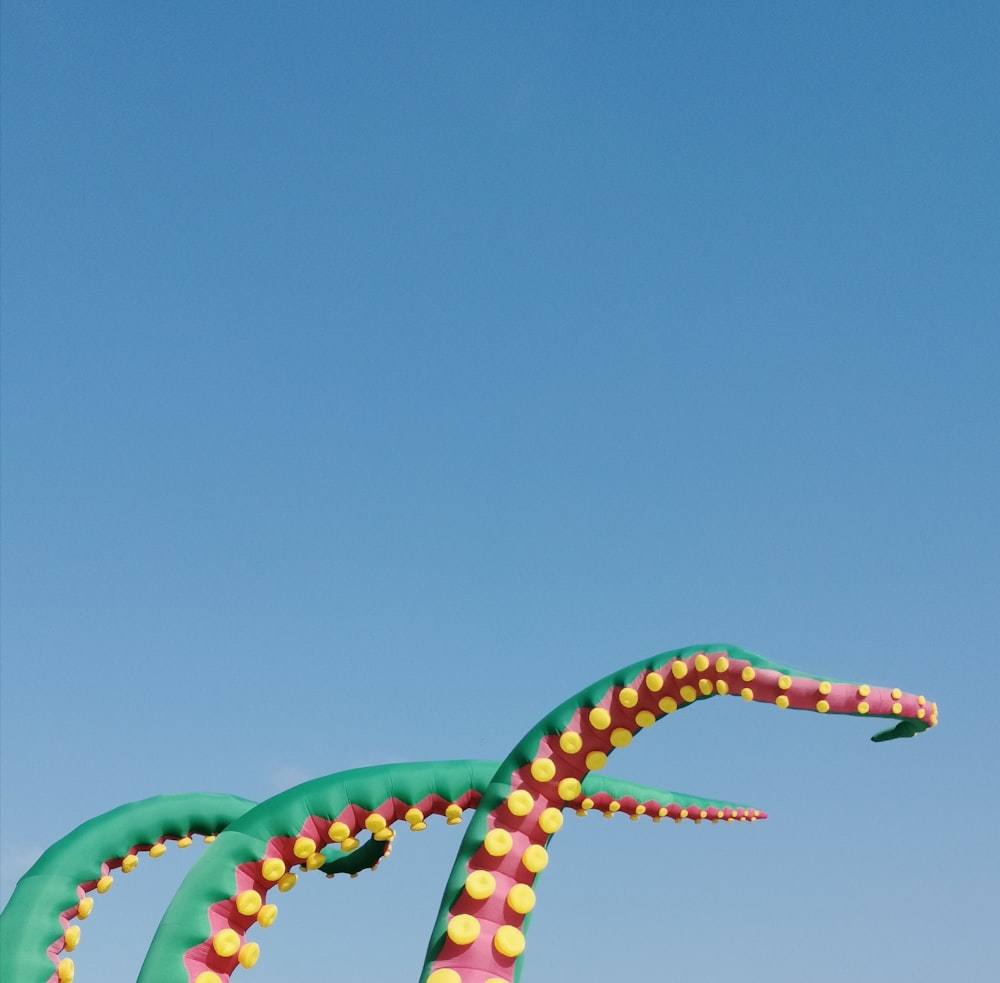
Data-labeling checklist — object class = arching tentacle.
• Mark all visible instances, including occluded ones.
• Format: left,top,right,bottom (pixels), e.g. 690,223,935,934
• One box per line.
0,793,254,983
137,762,497,983
311,771,764,875
4,644,931,983
421,645,937,983
137,761,766,983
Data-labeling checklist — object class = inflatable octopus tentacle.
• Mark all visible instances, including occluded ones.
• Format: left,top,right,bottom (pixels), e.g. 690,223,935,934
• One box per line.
137,761,766,983
0,792,254,983
421,644,938,983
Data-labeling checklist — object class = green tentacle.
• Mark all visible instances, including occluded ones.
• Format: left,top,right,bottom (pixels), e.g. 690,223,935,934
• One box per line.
421,644,937,983
137,761,762,983
0,644,936,983
0,793,254,983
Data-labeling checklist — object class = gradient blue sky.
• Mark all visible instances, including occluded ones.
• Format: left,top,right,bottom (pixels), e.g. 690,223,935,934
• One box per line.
2,3,997,981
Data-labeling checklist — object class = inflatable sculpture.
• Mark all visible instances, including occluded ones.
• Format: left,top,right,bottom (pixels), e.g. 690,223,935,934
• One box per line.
0,644,937,983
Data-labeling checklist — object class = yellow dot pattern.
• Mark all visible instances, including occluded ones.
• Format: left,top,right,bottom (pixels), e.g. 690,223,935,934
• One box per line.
178,792,489,978
34,648,933,983
427,649,935,983
146,648,931,983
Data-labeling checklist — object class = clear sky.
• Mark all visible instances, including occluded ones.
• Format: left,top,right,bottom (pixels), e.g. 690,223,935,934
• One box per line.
1,2,997,981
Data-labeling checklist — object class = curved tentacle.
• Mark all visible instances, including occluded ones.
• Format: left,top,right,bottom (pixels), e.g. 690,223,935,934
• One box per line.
421,644,938,983
0,793,254,983
137,761,765,983
3,644,934,983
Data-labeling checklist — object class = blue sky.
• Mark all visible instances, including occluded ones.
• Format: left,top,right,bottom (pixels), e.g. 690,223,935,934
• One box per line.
1,2,997,980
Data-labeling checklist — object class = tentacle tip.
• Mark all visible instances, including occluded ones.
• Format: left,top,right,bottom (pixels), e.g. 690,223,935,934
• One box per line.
870,719,929,743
